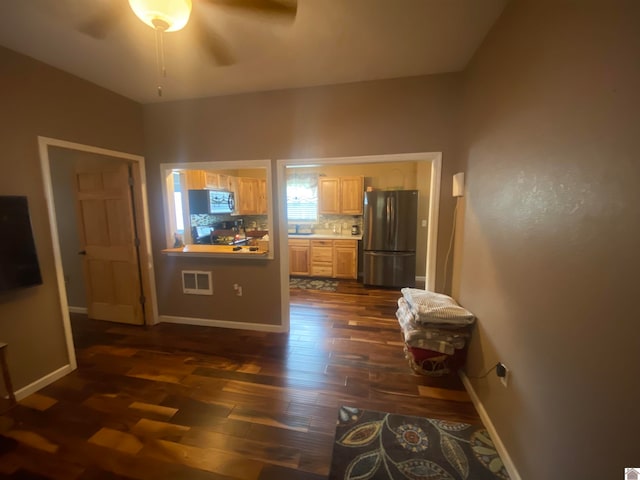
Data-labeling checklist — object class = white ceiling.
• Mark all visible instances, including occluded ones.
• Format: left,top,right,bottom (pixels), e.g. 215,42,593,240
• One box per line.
0,0,507,104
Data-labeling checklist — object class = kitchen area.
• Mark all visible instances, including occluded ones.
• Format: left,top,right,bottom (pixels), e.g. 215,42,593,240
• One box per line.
162,165,272,257
161,160,431,282
286,161,428,287
287,174,364,280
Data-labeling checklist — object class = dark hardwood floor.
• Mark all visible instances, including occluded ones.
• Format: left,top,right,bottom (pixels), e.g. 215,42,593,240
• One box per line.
0,281,479,479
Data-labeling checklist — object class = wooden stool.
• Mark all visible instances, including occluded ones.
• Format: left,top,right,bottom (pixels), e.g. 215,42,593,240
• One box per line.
0,343,16,405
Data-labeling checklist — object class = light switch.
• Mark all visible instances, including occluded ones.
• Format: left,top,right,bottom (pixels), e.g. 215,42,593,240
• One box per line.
421,219,427,227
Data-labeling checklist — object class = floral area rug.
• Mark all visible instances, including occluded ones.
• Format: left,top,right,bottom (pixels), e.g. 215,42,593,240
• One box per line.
329,406,510,480
289,277,338,291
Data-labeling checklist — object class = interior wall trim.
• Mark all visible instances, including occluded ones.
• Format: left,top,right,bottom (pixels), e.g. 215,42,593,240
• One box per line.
38,135,160,374
277,152,442,330
459,371,522,480
159,315,287,333
13,364,74,401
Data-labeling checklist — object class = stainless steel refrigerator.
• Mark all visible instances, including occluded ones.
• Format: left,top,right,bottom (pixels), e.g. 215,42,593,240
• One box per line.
363,190,418,287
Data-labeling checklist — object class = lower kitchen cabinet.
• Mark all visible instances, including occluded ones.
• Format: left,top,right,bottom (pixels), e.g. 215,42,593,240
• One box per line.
289,239,310,276
311,240,333,277
290,238,357,280
333,240,358,279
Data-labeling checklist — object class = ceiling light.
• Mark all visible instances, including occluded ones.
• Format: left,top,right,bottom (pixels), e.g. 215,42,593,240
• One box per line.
128,0,193,32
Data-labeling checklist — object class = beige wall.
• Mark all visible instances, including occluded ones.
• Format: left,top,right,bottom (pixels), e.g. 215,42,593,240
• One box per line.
143,74,463,324
49,147,86,309
455,1,640,478
0,46,144,394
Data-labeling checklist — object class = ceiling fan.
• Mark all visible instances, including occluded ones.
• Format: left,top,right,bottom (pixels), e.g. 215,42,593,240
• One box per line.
78,0,298,67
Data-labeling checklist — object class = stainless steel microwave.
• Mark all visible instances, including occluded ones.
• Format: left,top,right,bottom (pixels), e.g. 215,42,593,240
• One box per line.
208,190,235,214
188,190,235,215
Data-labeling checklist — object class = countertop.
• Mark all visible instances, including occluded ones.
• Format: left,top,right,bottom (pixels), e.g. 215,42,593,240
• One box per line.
288,233,363,241
162,244,270,258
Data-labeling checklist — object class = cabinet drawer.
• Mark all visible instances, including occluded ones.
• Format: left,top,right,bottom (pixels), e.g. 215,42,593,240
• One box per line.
311,240,333,247
334,239,357,248
289,239,310,247
311,264,333,277
311,246,333,263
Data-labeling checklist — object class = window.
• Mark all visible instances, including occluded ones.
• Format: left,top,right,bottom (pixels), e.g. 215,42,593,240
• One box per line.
172,172,184,234
287,173,317,221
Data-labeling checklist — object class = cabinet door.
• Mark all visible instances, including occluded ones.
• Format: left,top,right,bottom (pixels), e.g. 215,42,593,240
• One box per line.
218,174,231,191
340,176,364,214
334,240,358,279
203,172,218,189
258,179,267,214
318,177,340,214
184,170,206,190
237,178,259,214
289,241,310,276
310,240,333,263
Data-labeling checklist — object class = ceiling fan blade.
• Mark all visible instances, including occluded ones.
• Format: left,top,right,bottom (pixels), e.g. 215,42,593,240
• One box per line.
77,4,127,39
204,0,297,19
192,14,235,66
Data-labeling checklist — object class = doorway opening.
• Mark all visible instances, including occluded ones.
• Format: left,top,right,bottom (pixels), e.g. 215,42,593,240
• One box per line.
277,152,442,331
38,137,158,371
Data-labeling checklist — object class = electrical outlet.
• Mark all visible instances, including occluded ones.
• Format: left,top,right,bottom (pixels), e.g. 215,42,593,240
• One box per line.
497,362,509,387
233,283,243,297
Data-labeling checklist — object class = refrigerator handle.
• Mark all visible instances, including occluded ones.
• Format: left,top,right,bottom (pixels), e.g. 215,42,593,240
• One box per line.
366,251,415,257
386,197,392,246
391,195,396,244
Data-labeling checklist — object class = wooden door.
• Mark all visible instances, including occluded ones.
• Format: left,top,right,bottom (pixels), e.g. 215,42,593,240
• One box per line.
184,170,206,190
289,240,310,276
318,177,340,214
204,172,219,189
340,176,364,214
258,179,267,214
334,240,358,279
237,177,259,214
75,160,145,324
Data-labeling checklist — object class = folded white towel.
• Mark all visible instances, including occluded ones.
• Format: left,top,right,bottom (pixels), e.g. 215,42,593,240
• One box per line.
401,288,475,325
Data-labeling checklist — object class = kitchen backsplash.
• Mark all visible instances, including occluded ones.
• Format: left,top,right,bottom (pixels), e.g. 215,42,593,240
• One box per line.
191,214,269,230
289,214,363,235
191,213,361,234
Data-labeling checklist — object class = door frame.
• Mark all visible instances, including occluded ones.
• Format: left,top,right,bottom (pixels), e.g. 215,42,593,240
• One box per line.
38,136,159,369
277,152,442,332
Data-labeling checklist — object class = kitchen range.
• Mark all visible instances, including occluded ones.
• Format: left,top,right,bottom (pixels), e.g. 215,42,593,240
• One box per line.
193,220,248,246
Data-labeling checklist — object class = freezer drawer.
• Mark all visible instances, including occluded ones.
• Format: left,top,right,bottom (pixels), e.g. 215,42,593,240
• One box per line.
363,251,416,288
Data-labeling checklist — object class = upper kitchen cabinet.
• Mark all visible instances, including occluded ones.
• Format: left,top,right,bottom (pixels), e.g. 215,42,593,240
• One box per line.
184,170,206,190
318,177,340,214
234,177,267,215
318,176,364,215
341,176,364,214
183,170,228,190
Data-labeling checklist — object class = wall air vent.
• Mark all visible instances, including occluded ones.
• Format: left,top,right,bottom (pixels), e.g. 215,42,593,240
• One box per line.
181,270,213,295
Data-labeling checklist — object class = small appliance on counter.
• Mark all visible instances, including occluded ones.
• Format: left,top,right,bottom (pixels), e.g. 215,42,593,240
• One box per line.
192,226,213,244
351,224,360,235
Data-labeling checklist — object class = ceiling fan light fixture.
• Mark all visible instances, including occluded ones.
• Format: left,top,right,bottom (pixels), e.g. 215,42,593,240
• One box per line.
128,0,192,32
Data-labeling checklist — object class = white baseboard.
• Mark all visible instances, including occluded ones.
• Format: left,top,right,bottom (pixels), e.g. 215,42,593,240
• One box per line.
68,306,88,314
159,315,287,333
13,364,75,401
459,371,521,480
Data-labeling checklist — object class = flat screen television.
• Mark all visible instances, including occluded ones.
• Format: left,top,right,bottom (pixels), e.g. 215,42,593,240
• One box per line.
0,196,43,293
